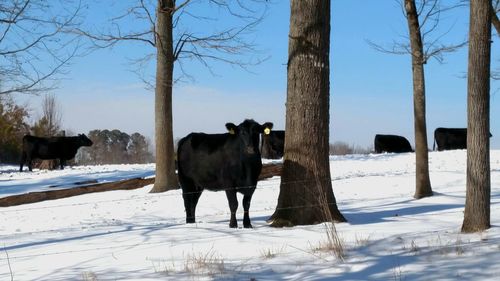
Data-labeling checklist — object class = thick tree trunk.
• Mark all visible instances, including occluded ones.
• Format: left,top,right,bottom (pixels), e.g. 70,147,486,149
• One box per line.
462,0,491,233
269,0,346,227
150,0,179,193
404,0,433,199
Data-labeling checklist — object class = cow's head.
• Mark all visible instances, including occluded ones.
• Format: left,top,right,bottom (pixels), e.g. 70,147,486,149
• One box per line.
226,119,273,155
78,134,93,147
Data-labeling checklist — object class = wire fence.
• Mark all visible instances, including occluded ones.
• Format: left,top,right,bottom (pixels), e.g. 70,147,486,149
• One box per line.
0,213,490,262
0,171,475,262
0,203,352,245
0,175,369,261
0,176,346,213
1,232,488,262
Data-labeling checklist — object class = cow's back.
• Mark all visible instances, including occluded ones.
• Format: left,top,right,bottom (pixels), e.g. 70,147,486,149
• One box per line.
434,128,467,151
23,135,81,159
261,130,285,159
374,134,412,153
23,135,51,158
177,133,262,191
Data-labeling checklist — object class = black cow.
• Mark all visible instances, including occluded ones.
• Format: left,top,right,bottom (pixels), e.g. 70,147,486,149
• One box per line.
261,127,285,159
433,127,492,151
177,119,273,228
374,134,413,153
20,134,93,171
433,128,466,151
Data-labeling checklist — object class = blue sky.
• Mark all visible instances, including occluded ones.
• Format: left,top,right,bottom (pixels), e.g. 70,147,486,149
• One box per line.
22,0,500,149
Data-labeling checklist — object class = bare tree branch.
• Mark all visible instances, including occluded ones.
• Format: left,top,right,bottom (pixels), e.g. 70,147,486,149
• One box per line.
492,3,500,37
0,0,85,95
174,0,193,13
0,46,78,95
369,0,466,65
74,0,268,86
73,28,155,48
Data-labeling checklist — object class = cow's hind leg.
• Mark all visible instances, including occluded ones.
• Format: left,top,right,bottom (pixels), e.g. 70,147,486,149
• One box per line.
19,152,26,172
183,188,202,224
27,156,33,172
242,188,255,228
225,189,238,228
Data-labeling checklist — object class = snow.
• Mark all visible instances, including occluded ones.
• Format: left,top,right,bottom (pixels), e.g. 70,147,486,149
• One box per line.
1,150,500,280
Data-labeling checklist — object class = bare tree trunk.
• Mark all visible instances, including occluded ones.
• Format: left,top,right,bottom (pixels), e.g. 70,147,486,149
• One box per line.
34,98,63,170
462,0,492,233
150,0,178,193
269,0,346,227
404,0,433,199
42,94,62,136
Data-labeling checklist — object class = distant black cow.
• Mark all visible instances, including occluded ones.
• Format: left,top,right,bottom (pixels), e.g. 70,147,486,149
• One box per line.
433,127,492,151
177,119,273,228
261,127,285,159
433,128,466,151
20,134,93,171
374,134,413,153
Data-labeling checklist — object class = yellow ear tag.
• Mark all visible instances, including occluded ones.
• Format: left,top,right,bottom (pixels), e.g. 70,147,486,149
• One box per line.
264,128,271,135
229,128,235,135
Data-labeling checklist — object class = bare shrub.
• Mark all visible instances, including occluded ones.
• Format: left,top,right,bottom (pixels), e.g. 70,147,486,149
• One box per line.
82,271,97,281
151,259,175,275
184,248,226,277
315,178,345,260
330,141,352,155
260,245,287,259
330,141,372,155
355,234,372,247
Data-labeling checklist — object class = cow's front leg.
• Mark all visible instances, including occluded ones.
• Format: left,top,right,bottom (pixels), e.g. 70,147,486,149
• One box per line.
225,189,238,228
183,190,202,224
242,192,254,228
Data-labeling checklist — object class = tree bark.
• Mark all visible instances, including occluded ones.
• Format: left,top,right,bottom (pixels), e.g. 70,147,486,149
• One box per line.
404,0,433,199
150,0,179,193
269,0,346,227
462,0,492,233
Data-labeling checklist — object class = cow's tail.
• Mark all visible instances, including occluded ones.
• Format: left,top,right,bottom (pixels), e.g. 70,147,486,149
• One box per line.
176,136,189,184
433,136,436,151
19,136,29,172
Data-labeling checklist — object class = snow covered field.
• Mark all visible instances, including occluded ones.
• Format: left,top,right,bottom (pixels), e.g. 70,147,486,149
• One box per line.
1,150,500,280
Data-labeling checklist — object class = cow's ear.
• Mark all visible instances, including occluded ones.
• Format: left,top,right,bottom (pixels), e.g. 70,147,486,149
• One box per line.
262,122,273,135
226,123,238,135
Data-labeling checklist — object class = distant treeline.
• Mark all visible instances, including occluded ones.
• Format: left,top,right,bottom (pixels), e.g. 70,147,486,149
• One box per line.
76,129,154,165
0,97,30,163
329,141,372,155
3,96,369,165
1,96,154,165
1,95,155,166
